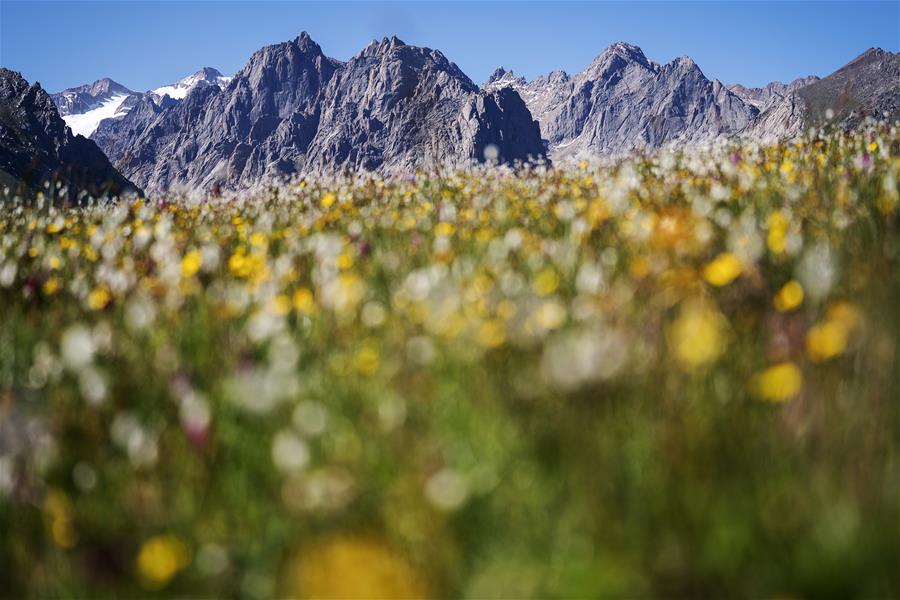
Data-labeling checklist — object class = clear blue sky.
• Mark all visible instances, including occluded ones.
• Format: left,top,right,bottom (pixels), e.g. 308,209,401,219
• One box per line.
1,1,898,93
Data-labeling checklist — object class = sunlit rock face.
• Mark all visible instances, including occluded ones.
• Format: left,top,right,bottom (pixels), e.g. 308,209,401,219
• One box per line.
727,76,820,112
304,36,544,172
483,42,759,160
742,48,900,141
91,33,545,193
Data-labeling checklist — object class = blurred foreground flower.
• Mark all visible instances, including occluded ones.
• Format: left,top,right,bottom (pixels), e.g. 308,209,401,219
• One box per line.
288,536,426,599
668,302,729,371
136,534,191,589
751,362,803,403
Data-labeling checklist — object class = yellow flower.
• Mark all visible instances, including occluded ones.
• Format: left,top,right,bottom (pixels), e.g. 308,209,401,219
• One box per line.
668,302,729,370
806,320,848,362
774,280,804,312
354,346,380,375
43,277,61,295
268,294,291,316
703,253,742,287
336,251,354,270
533,267,560,296
136,534,190,589
43,490,77,549
478,320,506,348
249,231,268,248
767,210,788,254
752,362,803,402
229,250,268,282
289,536,426,599
180,250,203,278
434,222,456,237
780,160,794,175
292,288,317,315
867,141,878,152
629,256,651,280
87,286,111,310
805,302,861,363
320,193,336,209
228,251,247,277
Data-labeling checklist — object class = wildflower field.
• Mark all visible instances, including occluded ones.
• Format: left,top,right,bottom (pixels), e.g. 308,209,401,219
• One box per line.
1,123,900,598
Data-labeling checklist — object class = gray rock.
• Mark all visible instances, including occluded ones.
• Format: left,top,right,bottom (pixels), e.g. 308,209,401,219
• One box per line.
95,32,340,192
743,48,900,140
94,33,545,192
50,77,134,117
727,76,820,112
303,36,544,172
484,42,759,160
0,68,139,202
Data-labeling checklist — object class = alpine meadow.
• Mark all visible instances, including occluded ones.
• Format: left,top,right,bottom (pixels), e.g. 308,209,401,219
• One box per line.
1,1,900,597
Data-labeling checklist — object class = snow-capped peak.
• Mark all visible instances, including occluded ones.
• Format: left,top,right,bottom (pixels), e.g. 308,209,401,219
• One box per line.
150,67,231,101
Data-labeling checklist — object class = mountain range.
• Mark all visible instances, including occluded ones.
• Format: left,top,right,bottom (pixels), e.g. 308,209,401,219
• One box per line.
50,68,232,138
1,32,897,199
483,42,759,159
82,33,545,193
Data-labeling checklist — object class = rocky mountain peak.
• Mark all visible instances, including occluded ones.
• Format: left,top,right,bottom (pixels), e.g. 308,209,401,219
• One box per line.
354,39,476,92
583,41,654,79
294,30,325,55
51,78,135,119
595,42,650,64
87,78,132,97
841,47,894,72
665,55,702,76
487,67,510,83
483,67,528,91
240,32,329,78
193,67,224,80
547,70,570,84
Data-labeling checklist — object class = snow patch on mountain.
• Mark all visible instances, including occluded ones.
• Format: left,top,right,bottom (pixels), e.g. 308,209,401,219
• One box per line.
63,93,131,137
150,69,231,101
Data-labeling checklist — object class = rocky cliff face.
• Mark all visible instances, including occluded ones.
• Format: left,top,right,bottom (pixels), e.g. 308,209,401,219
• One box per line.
743,48,900,140
303,36,544,171
0,69,139,201
798,48,900,127
727,76,820,112
483,42,759,159
91,33,544,192
51,78,134,117
94,32,340,192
